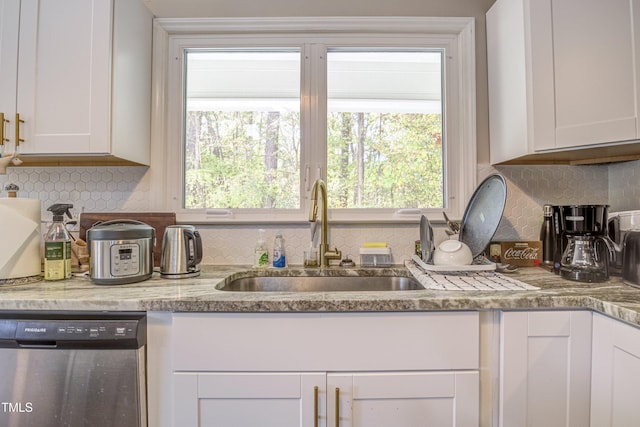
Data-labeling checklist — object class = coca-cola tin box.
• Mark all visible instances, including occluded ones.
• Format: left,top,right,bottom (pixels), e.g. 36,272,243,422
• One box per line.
489,241,542,266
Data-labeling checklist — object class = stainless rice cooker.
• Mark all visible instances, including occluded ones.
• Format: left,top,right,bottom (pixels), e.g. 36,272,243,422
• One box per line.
87,220,155,285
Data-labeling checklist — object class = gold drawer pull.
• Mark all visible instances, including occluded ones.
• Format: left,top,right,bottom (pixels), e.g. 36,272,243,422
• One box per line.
0,113,8,144
15,113,24,146
314,386,319,427
335,387,340,427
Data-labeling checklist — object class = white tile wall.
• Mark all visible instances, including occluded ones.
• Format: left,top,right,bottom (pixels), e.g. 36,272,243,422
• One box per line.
0,167,150,218
486,163,609,241
608,160,640,212
196,224,422,266
1,160,638,265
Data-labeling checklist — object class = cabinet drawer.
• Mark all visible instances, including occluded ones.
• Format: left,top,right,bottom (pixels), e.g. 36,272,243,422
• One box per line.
172,312,479,371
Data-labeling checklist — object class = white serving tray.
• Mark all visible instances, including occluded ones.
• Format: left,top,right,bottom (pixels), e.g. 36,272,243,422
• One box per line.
411,255,496,272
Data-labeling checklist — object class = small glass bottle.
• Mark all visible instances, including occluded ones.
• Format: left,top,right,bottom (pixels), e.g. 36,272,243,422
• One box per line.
272,231,287,268
44,204,74,280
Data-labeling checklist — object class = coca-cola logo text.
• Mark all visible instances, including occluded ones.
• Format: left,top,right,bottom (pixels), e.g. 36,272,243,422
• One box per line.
503,246,540,260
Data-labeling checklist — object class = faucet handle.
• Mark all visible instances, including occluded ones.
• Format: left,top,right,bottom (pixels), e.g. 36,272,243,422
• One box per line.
324,247,342,260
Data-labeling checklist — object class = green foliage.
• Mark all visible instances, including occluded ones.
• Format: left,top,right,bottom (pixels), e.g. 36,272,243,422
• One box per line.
327,112,443,209
184,110,300,209
184,110,443,210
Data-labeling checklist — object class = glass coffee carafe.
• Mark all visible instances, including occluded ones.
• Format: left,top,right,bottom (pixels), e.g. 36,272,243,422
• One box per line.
560,235,608,282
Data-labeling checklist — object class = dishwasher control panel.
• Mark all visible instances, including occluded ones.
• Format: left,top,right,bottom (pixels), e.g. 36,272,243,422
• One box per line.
14,320,139,340
0,315,145,348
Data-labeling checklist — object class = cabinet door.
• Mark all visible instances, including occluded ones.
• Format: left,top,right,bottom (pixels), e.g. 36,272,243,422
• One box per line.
591,313,640,427
488,0,640,164
327,371,479,427
174,372,325,427
500,310,592,427
16,0,111,155
0,0,19,137
542,0,640,149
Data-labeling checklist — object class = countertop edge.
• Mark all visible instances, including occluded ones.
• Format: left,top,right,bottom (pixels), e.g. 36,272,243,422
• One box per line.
0,266,639,327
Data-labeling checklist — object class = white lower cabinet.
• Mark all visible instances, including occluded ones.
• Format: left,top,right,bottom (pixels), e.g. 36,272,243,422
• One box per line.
161,312,480,427
148,308,640,427
174,372,324,426
591,313,640,427
328,371,479,427
499,310,592,427
173,370,478,427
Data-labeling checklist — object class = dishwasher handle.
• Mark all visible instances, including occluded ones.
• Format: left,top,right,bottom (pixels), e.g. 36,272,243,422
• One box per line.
0,339,57,349
17,340,58,348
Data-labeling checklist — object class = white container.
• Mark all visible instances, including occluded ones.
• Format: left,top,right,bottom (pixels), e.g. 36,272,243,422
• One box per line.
360,247,392,267
0,198,41,280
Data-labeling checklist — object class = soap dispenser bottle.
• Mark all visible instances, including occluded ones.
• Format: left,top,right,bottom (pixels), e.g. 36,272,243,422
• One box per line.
44,203,74,281
254,229,269,267
272,231,286,268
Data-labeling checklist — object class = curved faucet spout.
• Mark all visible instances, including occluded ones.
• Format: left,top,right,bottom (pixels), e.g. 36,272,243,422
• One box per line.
309,180,322,222
309,179,341,267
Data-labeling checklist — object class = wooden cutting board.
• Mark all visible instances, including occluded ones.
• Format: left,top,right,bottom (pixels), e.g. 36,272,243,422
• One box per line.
79,212,176,267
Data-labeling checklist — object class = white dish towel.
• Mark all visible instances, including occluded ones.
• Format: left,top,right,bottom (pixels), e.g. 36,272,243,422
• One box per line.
405,258,540,291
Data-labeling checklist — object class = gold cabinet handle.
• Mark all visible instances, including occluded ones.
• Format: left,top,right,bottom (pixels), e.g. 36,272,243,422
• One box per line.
314,386,319,427
0,112,8,145
15,113,24,147
335,387,340,427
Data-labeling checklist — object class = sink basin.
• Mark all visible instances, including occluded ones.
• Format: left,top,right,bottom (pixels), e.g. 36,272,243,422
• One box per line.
219,276,424,292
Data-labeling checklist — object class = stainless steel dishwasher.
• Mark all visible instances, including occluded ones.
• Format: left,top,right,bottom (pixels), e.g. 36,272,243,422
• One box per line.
0,311,146,427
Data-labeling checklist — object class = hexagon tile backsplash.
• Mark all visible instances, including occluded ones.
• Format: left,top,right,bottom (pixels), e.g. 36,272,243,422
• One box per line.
0,166,150,218
608,160,640,212
488,163,609,241
1,161,638,265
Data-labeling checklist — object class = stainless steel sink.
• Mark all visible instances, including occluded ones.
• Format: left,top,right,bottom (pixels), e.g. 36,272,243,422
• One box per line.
219,276,424,292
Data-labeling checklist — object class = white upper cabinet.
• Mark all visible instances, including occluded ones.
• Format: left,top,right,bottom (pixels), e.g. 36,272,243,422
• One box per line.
487,0,640,165
0,0,152,165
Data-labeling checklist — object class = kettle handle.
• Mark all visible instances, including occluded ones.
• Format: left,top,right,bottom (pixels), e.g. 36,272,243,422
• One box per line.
183,229,203,268
599,235,622,270
608,215,620,243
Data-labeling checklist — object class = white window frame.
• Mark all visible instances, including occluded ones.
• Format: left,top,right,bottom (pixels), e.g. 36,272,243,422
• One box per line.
151,17,476,224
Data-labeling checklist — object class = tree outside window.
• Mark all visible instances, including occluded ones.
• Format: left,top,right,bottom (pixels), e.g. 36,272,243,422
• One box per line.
184,48,444,211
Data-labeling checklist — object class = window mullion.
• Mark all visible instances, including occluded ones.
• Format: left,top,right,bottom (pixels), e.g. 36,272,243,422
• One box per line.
300,43,329,212
310,43,328,182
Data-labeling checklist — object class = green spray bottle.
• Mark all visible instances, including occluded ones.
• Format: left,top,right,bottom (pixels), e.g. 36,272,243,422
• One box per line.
44,204,74,281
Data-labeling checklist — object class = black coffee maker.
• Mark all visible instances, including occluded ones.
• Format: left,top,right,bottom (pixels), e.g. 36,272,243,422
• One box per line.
551,205,611,282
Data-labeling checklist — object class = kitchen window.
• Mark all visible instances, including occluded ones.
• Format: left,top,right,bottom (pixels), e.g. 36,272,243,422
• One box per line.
157,17,476,223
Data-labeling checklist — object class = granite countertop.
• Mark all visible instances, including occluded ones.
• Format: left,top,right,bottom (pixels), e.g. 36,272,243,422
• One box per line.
0,265,639,326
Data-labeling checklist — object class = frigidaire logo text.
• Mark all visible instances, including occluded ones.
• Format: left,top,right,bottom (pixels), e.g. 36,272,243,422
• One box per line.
1,402,33,413
23,327,46,333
